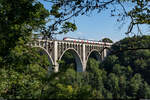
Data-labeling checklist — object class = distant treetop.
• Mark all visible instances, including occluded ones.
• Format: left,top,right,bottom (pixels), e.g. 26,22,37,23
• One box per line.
102,38,113,43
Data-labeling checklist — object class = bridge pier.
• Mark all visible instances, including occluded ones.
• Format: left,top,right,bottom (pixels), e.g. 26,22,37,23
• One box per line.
54,64,59,72
54,41,59,72
82,44,86,72
82,63,86,72
101,49,107,60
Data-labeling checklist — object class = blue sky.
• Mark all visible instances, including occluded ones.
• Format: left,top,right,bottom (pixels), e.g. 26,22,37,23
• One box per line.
55,12,127,42
39,0,150,42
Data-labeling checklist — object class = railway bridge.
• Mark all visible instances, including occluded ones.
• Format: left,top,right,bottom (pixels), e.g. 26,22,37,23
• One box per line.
30,39,112,72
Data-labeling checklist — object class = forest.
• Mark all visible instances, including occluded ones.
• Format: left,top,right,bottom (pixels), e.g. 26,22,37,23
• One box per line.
1,0,150,99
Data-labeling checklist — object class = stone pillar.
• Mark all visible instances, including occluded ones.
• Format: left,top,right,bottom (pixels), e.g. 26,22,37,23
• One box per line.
82,44,86,72
102,48,107,60
45,40,48,50
54,41,59,72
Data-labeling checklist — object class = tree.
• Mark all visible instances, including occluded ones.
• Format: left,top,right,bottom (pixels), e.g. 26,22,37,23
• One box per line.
0,0,49,63
0,0,53,99
128,74,143,98
58,51,76,72
102,38,113,43
106,73,120,98
138,82,150,99
100,35,150,99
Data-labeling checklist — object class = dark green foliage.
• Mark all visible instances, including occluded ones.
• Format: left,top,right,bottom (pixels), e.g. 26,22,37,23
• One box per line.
102,38,113,43
61,22,77,34
59,51,76,71
0,0,49,60
0,0,50,99
110,35,150,84
101,35,150,99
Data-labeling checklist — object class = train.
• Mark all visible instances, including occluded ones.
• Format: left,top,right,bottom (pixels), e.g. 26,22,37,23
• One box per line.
63,37,113,46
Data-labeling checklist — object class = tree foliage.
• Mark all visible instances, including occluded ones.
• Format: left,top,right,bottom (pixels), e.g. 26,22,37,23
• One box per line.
102,38,113,43
0,0,51,99
45,0,150,35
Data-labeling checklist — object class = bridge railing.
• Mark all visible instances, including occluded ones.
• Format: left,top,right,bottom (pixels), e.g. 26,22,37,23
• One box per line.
30,38,113,47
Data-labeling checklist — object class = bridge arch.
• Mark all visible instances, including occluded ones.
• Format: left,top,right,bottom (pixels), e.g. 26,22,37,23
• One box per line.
86,49,102,63
31,46,54,67
100,47,112,57
100,47,111,53
59,48,83,72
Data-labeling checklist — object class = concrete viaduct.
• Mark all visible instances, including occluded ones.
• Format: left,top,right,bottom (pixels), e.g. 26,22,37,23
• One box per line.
30,39,112,72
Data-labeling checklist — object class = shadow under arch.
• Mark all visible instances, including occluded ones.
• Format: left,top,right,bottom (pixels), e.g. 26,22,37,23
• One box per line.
86,49,102,63
100,47,112,56
32,46,54,71
59,48,83,72
100,46,111,53
86,49,101,72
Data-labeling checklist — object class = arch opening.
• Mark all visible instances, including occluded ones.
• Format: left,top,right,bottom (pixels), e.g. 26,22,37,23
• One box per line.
59,49,83,72
100,47,111,55
86,50,101,72
88,50,101,61
32,47,54,74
